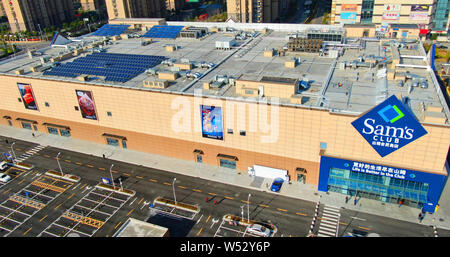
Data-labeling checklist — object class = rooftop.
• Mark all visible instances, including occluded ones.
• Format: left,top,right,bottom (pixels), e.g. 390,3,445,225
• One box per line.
0,21,448,125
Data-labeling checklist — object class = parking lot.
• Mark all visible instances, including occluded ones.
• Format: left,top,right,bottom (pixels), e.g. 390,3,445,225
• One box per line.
0,173,74,236
39,186,133,237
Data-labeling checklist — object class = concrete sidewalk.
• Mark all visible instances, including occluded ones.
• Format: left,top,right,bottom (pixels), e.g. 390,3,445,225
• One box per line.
1,125,449,232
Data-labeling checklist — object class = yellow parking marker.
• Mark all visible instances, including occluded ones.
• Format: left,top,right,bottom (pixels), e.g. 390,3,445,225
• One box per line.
39,215,48,223
177,185,187,189
123,173,130,176
193,189,202,192
296,212,308,216
258,204,270,208
149,179,158,183
136,176,143,179
358,226,371,231
87,164,94,168
205,215,211,223
208,193,217,196
17,179,25,185
44,155,50,158
98,167,106,171
54,203,63,210
163,182,172,186
340,221,348,226
126,209,134,217
196,228,203,236
2,188,11,195
80,183,87,190
277,208,288,212
64,160,71,163
67,193,75,200
114,221,123,230
224,196,234,200
75,162,83,165
241,200,250,204
138,197,144,205
23,227,32,236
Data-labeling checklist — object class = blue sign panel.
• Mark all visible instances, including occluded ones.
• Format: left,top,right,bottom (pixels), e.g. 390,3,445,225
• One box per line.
201,105,223,140
351,95,428,157
318,155,447,213
340,12,357,20
101,177,112,185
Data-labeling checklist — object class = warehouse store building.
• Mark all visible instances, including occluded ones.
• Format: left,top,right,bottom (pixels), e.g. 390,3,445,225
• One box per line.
0,21,448,213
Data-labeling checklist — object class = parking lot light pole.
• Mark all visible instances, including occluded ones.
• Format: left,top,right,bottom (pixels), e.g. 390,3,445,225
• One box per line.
247,193,251,222
118,177,123,191
173,178,177,205
110,164,115,189
10,142,17,164
56,152,64,176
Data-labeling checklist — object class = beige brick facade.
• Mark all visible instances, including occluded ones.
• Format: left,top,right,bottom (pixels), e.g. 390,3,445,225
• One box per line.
1,75,448,185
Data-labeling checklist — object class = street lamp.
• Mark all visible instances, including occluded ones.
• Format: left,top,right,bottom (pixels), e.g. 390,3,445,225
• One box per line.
10,142,16,164
118,177,123,191
110,164,115,189
56,152,64,176
247,193,251,222
172,178,177,205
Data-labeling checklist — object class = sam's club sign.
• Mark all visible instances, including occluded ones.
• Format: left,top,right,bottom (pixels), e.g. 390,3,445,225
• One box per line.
352,95,427,157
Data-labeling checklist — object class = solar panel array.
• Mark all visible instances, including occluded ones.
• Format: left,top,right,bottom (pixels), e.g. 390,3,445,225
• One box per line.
143,25,184,39
43,52,167,83
91,24,130,37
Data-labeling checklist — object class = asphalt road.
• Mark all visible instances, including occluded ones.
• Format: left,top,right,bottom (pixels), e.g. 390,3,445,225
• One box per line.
0,136,447,237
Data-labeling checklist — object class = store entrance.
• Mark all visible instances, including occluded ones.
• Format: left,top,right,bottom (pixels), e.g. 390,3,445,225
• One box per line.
327,168,428,209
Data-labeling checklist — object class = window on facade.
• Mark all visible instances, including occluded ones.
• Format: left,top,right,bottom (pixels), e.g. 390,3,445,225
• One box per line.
48,127,59,135
45,102,50,107
7,120,12,126
21,122,32,130
74,106,79,111
240,130,246,136
59,129,71,137
220,159,236,169
227,129,233,134
196,154,203,163
106,138,119,147
122,140,127,149
107,111,112,117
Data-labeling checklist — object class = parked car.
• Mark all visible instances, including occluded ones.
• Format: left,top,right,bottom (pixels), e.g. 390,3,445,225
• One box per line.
0,173,11,183
421,80,428,89
247,223,271,237
0,161,9,171
270,177,284,192
412,80,419,87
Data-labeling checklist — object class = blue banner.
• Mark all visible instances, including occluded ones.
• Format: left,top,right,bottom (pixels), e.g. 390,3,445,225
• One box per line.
201,105,223,140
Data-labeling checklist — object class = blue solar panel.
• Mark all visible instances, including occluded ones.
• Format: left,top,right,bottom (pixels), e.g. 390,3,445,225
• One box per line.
44,53,167,83
92,24,130,37
142,25,184,39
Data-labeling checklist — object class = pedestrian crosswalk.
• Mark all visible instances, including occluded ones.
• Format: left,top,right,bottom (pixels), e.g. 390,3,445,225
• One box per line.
14,144,46,163
317,205,340,237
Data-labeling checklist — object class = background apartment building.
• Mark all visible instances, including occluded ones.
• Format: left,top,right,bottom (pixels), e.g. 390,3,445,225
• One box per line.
431,0,450,34
226,0,292,23
330,0,435,31
2,0,75,32
80,0,106,12
106,0,167,20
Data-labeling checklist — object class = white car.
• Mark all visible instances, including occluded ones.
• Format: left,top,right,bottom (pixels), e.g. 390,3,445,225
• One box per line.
0,173,11,183
0,161,9,171
247,223,271,237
